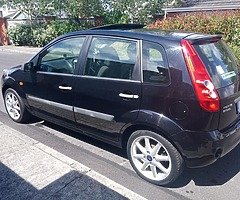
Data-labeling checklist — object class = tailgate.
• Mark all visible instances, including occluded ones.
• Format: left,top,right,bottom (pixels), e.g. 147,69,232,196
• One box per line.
217,82,240,130
193,39,240,130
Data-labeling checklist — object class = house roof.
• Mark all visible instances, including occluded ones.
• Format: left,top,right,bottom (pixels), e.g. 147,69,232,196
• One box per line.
180,0,240,7
163,0,240,13
4,12,16,19
5,11,30,20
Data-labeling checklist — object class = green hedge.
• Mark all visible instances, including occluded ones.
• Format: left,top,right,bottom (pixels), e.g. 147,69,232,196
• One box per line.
149,11,240,62
8,20,92,47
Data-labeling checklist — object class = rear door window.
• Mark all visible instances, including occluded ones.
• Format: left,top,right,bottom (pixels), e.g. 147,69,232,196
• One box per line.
194,40,239,89
83,36,138,80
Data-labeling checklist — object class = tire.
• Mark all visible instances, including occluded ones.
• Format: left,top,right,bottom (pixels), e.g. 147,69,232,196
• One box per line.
4,88,31,123
127,130,184,186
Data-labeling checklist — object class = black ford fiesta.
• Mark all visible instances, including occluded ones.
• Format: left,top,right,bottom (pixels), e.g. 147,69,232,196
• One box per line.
2,24,240,185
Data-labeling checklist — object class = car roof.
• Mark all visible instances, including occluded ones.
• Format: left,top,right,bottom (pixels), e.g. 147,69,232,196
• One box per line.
60,28,196,43
52,23,221,46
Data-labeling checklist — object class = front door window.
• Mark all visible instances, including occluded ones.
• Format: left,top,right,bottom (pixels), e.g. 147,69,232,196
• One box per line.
37,37,85,74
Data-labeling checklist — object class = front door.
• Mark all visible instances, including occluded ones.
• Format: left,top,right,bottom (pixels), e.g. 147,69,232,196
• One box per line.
24,36,86,123
73,36,141,142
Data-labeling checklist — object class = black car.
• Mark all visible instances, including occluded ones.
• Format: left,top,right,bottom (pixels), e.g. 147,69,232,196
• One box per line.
2,24,240,186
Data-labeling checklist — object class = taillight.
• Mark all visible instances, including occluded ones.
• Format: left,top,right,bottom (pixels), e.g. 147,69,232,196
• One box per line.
181,39,220,112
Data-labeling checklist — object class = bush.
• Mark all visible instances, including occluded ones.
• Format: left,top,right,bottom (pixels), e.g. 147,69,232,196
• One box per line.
149,11,240,63
8,20,93,47
8,24,34,46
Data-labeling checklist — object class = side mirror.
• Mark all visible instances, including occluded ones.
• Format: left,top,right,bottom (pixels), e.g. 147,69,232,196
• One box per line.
23,62,35,72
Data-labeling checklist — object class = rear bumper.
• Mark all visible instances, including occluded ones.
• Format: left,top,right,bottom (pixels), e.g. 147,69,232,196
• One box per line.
174,119,240,168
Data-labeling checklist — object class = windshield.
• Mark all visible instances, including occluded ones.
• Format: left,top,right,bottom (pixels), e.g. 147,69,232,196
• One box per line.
194,40,239,89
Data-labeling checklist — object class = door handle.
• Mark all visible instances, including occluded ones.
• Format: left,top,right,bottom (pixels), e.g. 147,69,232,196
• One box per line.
119,93,139,99
59,86,72,91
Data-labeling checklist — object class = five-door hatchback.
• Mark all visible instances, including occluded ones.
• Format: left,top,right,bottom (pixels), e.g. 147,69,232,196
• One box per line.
2,24,240,186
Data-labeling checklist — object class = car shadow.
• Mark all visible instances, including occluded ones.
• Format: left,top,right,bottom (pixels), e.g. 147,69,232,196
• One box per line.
40,121,240,188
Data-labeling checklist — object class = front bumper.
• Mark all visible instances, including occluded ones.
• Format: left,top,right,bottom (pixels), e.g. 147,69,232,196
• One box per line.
173,119,240,168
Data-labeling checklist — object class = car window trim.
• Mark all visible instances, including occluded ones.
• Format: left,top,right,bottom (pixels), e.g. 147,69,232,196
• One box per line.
77,35,93,76
36,71,74,76
72,74,141,83
140,40,143,83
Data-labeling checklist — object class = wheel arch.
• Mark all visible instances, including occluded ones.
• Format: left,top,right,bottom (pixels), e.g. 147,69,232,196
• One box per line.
120,110,184,155
2,79,25,99
2,84,11,97
2,80,30,112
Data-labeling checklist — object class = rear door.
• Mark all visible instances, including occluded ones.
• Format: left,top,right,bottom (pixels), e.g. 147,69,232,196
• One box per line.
73,36,141,142
193,40,240,130
140,40,171,120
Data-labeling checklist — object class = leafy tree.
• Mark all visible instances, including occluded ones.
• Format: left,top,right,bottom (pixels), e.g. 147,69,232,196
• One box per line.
51,0,103,18
2,0,181,25
0,0,4,6
50,0,104,24
1,0,54,20
103,0,169,24
2,0,104,22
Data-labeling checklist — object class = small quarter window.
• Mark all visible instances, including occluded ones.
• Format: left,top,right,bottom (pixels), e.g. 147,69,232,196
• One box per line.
38,37,85,74
142,41,169,84
84,37,138,80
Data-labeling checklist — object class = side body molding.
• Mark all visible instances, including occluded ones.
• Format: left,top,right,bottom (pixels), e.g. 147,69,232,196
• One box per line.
73,107,114,122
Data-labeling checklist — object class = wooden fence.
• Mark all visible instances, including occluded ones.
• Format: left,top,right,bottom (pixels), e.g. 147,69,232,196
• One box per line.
0,18,10,45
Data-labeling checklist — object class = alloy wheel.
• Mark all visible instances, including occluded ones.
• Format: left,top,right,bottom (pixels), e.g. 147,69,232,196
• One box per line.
130,136,172,181
5,92,21,120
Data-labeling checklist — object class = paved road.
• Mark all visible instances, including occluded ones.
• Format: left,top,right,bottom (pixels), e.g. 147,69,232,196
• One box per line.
1,49,240,199
0,48,34,112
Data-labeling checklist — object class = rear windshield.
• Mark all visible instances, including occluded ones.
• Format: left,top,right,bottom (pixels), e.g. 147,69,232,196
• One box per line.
194,40,239,89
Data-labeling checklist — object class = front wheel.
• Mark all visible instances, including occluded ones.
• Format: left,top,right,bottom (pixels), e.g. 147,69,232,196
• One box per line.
127,130,184,186
4,88,31,123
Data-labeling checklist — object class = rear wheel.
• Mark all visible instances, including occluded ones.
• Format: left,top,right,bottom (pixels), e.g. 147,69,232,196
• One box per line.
4,88,31,123
127,130,184,186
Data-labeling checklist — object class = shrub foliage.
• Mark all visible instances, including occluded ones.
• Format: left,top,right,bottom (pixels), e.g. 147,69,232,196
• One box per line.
149,11,240,62
8,20,93,47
